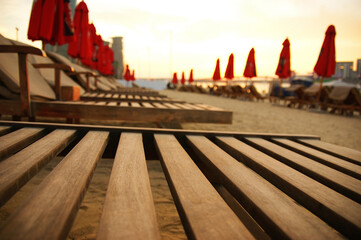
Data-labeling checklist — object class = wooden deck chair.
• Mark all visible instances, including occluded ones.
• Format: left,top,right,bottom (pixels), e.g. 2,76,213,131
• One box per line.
323,86,361,115
283,84,305,108
301,84,331,109
0,44,232,124
247,85,267,101
0,120,360,239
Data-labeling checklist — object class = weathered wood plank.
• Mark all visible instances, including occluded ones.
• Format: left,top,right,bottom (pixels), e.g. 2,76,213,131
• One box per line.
216,136,361,238
32,101,233,123
272,138,361,180
0,126,12,136
0,131,109,240
298,139,361,165
246,138,361,203
97,133,160,240
155,134,254,240
187,135,343,239
0,128,44,160
0,129,77,206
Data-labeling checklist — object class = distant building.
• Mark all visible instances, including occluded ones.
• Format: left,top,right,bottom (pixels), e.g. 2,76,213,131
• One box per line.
111,37,124,79
333,62,354,79
357,59,361,79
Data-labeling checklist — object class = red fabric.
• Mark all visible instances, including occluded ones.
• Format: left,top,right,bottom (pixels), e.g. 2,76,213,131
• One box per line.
243,48,257,78
124,64,131,81
27,0,44,41
96,35,105,72
314,25,336,77
131,70,135,81
39,0,56,41
68,1,91,60
224,53,234,79
82,23,97,68
49,0,74,46
172,73,178,84
103,45,114,75
275,38,291,78
212,58,221,81
181,72,185,84
189,69,194,84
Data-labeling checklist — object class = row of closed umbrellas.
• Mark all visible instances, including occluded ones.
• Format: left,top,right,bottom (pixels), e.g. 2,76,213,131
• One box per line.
27,0,114,76
172,25,336,87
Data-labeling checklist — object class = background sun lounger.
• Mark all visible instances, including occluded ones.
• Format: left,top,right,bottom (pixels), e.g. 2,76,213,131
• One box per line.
0,120,360,239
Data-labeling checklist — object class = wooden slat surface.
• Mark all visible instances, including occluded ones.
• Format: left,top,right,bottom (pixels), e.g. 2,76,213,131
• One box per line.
0,131,109,240
272,138,361,180
97,133,160,240
0,129,77,206
299,139,361,165
216,136,361,238
245,137,361,203
155,134,254,240
0,128,44,160
0,126,11,136
187,135,343,239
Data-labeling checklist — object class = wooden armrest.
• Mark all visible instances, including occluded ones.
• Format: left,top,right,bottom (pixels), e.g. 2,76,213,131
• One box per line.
68,71,95,76
32,63,74,72
0,45,46,57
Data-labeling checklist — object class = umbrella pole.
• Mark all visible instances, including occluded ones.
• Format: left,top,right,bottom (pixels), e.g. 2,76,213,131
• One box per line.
278,78,283,98
316,76,324,103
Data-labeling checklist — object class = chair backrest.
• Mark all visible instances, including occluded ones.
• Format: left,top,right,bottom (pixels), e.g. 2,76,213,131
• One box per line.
328,86,353,102
0,34,55,100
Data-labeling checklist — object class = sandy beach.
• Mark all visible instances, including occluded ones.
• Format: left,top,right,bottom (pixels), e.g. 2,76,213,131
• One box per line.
1,89,360,240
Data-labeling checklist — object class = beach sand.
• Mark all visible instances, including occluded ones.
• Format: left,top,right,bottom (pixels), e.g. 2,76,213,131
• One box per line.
1,89,360,239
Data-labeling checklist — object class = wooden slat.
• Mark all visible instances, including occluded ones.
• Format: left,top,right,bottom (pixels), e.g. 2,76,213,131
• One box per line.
187,135,343,239
108,102,117,106
246,138,361,203
154,134,254,239
0,129,77,206
0,128,44,160
130,102,141,107
142,102,154,108
0,131,109,240
216,136,361,238
0,126,11,136
272,138,361,180
298,139,361,165
120,102,128,107
97,133,160,240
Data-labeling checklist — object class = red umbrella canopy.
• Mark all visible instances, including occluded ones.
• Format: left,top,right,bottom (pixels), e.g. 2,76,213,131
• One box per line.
49,0,75,45
212,58,221,81
68,1,91,60
131,70,135,81
96,34,105,73
189,69,194,84
124,64,131,81
103,45,114,75
172,72,178,84
314,25,336,77
224,53,234,80
28,0,75,45
275,38,291,78
181,72,186,84
81,23,97,68
243,48,257,78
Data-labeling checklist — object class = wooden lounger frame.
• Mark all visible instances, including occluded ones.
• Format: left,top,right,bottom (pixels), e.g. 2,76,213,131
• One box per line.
0,120,360,239
0,45,232,124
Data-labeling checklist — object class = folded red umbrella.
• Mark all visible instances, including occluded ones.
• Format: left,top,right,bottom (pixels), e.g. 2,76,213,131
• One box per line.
212,58,221,81
49,0,74,45
39,0,56,41
172,73,178,84
81,23,97,68
275,38,291,79
103,45,114,75
181,72,186,84
124,65,131,81
243,48,257,78
68,1,91,60
27,0,44,41
224,53,234,80
189,69,194,84
131,70,135,81
314,25,336,78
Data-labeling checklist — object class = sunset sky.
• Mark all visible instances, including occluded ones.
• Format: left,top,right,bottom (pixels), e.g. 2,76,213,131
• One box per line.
1,0,361,79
